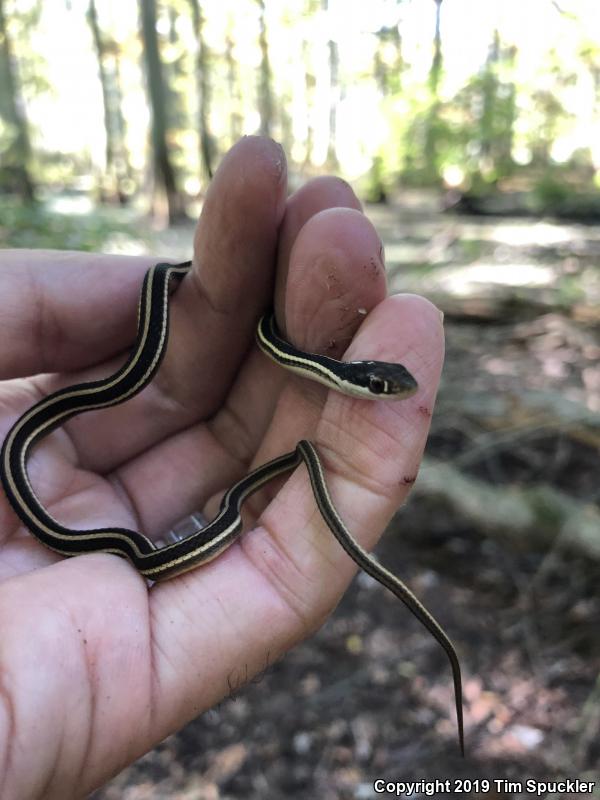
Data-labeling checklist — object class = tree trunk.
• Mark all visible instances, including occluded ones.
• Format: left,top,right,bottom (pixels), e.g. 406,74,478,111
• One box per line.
87,0,131,203
326,36,339,168
255,0,274,138
429,0,443,94
225,24,243,142
139,0,184,223
0,0,35,201
302,36,316,169
321,0,339,169
188,0,215,182
424,0,443,183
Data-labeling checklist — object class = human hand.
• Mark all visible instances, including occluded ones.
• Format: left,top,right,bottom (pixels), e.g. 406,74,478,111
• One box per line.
0,137,444,799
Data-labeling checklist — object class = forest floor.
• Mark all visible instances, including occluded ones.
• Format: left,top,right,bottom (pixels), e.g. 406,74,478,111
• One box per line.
11,194,597,800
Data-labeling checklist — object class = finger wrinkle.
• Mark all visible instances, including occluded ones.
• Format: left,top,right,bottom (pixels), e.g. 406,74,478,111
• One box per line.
64,611,95,794
26,446,96,523
239,522,326,633
148,621,184,732
238,488,275,525
317,413,417,496
0,380,44,436
143,369,199,428
309,436,396,508
186,259,241,317
106,469,144,531
333,392,427,452
29,266,65,377
343,405,420,455
206,398,258,465
0,670,16,799
148,631,168,733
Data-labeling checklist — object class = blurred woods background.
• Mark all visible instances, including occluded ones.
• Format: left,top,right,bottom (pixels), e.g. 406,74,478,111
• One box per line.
2,0,600,797
3,0,600,227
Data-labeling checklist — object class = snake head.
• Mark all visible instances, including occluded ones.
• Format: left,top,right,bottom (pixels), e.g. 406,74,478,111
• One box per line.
343,360,419,399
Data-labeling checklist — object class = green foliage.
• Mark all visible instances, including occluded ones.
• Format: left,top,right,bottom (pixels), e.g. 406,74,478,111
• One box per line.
0,117,14,150
2,0,49,101
0,197,142,251
531,173,571,211
0,0,599,210
528,152,600,218
530,177,600,219
362,154,388,203
407,37,516,188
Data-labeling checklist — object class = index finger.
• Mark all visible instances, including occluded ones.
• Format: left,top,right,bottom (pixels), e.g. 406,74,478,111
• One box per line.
0,137,289,471
0,250,154,380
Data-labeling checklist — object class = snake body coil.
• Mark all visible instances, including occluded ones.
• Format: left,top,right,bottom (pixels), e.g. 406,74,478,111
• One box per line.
0,260,464,754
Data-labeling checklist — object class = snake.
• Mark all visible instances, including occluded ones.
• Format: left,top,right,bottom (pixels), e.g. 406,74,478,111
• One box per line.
0,259,464,754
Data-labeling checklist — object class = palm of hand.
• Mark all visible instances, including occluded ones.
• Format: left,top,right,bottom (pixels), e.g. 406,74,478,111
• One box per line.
0,138,443,800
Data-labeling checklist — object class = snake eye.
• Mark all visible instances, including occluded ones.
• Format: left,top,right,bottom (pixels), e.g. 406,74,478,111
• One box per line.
368,375,385,395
